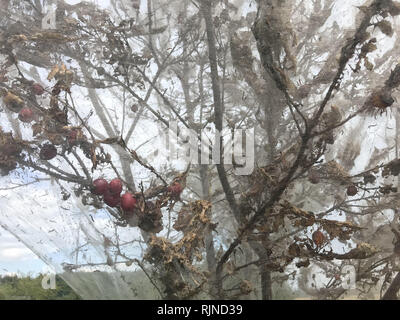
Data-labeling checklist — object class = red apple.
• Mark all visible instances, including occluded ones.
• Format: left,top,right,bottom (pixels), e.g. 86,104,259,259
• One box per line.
109,178,123,195
18,107,34,123
103,190,121,207
32,83,45,96
121,192,137,212
39,144,57,160
92,178,108,195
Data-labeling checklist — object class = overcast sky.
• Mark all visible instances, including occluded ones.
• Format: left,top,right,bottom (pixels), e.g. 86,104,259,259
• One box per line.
0,228,46,276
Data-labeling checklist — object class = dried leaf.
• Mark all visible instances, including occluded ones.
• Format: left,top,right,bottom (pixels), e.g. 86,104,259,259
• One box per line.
376,20,393,37
47,65,60,81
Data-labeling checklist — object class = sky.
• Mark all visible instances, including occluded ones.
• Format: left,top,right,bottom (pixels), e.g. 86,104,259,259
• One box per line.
0,228,46,276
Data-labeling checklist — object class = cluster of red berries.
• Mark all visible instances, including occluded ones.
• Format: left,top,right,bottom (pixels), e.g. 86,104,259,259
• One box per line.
92,178,137,212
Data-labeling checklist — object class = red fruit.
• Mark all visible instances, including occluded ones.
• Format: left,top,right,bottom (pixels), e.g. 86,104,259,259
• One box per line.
121,192,137,212
92,178,108,195
346,185,358,196
103,190,121,207
168,182,183,196
312,230,325,246
18,107,34,123
32,83,44,96
39,144,57,160
109,178,123,195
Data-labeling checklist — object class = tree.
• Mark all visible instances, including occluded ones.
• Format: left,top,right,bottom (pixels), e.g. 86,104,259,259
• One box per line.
0,274,80,300
1,0,400,300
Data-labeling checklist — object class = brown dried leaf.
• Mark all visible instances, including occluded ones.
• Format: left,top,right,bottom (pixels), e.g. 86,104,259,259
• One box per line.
376,20,394,37
31,123,42,137
47,65,60,81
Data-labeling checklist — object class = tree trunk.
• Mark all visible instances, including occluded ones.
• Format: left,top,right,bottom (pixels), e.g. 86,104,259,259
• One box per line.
200,165,218,298
382,272,400,300
260,268,273,300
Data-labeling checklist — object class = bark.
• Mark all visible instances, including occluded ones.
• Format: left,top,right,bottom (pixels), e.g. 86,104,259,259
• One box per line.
200,164,217,298
382,272,400,300
260,268,273,300
80,63,136,188
383,107,400,301
201,0,274,299
214,0,385,300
